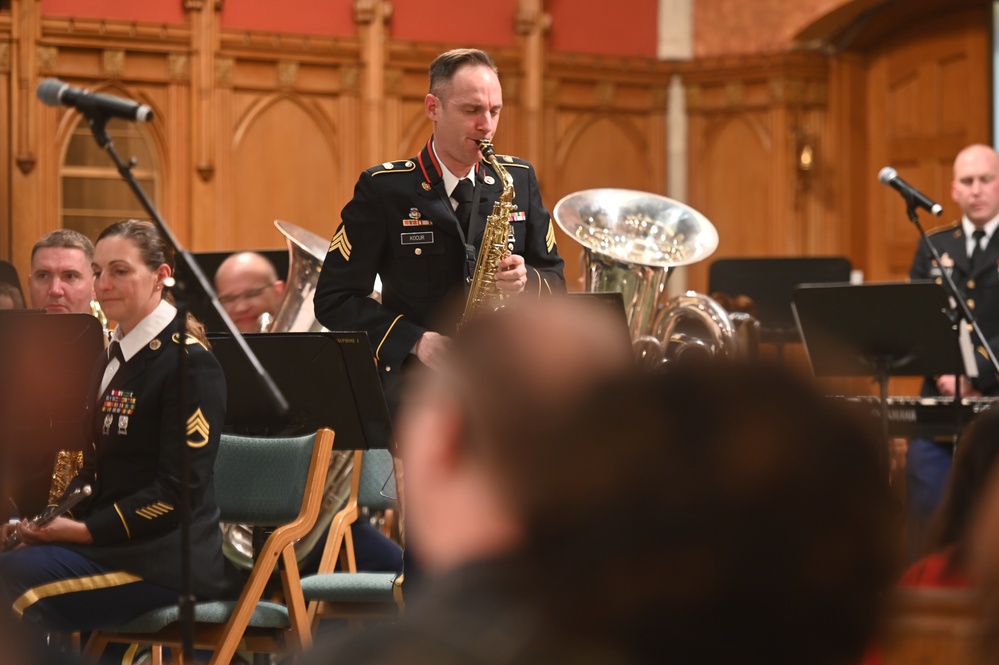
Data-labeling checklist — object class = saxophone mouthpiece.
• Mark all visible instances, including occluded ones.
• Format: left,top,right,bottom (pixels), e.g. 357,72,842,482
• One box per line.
477,139,495,159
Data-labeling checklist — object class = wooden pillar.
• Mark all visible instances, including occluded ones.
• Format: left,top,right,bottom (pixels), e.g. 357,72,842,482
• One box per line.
8,0,41,278
185,0,220,249
355,0,391,168
516,0,549,163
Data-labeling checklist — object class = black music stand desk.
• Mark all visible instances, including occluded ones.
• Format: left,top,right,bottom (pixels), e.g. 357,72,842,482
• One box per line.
710,256,852,349
207,331,392,449
792,281,965,473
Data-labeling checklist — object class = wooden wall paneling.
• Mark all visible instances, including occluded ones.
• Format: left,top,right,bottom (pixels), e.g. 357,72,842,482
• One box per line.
216,29,361,251
862,7,990,283
545,53,672,290
682,53,830,292
825,53,867,270
0,10,11,264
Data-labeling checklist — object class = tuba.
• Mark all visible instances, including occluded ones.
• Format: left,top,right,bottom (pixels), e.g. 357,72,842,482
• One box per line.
553,188,756,363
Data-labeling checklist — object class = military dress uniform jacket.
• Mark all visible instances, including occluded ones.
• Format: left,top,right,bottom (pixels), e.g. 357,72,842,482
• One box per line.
62,313,233,599
910,221,999,396
314,137,566,383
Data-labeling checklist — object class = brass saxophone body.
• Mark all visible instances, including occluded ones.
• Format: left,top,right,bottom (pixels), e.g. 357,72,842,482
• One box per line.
461,140,515,325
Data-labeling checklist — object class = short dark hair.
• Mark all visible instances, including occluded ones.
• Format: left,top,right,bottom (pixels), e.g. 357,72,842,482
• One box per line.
527,360,900,665
428,48,498,98
31,229,94,263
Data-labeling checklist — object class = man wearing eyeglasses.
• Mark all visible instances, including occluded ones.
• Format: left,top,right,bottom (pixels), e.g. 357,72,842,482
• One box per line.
214,251,286,333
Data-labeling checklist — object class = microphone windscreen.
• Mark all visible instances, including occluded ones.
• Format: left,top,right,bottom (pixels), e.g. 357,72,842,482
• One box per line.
37,79,67,106
878,166,897,184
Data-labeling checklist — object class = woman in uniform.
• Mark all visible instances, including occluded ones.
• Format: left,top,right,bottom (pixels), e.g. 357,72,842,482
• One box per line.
0,219,232,637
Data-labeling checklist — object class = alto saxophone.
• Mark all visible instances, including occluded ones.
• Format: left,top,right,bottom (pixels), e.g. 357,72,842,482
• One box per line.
461,140,515,325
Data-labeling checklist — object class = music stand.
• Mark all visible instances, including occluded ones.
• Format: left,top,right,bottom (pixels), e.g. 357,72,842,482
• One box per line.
792,281,965,475
0,312,103,520
709,257,852,353
206,331,392,450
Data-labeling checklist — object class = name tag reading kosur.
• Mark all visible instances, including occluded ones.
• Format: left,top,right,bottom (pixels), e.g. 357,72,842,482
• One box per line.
401,231,435,245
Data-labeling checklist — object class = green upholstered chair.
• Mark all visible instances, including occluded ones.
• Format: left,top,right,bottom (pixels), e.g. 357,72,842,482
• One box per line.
303,448,404,630
84,428,335,665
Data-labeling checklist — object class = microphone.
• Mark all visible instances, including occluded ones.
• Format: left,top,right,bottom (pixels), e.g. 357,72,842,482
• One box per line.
878,166,943,216
36,78,153,122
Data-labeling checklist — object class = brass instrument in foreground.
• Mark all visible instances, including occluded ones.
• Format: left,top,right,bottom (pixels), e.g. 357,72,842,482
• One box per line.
461,139,514,326
554,188,757,364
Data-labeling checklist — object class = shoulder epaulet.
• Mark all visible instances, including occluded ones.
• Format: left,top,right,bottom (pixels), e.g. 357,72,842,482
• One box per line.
369,159,416,176
488,154,530,170
926,220,961,237
171,332,208,351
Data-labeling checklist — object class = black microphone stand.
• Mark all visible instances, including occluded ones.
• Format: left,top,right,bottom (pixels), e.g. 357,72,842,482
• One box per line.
82,110,289,660
904,192,999,437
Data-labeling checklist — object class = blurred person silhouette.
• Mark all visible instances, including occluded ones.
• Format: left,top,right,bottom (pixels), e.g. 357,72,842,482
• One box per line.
305,353,899,664
862,407,999,664
213,251,286,333
28,229,95,314
299,295,633,663
518,361,901,665
900,407,999,588
0,281,24,309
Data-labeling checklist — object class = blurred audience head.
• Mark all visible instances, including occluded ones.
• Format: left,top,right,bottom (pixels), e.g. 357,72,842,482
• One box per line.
214,251,285,333
29,229,95,313
526,360,901,665
928,407,999,572
396,296,633,572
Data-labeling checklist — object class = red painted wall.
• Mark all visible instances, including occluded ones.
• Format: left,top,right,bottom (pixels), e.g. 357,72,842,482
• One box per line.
40,0,185,24
221,0,355,37
38,1,661,58
547,0,658,58
390,0,517,47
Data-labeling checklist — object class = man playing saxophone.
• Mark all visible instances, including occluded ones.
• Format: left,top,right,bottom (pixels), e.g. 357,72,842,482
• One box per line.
314,48,565,401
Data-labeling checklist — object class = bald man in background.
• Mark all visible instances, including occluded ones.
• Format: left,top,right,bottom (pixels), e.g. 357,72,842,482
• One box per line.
214,251,286,333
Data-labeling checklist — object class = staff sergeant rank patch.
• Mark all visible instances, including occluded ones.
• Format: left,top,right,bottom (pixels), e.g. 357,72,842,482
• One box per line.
546,221,557,253
186,408,210,448
329,227,351,261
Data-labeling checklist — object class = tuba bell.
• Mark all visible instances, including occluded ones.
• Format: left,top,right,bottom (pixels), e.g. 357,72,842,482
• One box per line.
553,188,756,363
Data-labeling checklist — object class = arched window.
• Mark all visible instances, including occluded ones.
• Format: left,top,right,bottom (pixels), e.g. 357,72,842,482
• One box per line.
61,116,159,239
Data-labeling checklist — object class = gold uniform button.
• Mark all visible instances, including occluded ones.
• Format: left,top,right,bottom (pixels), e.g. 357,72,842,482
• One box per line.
384,366,392,373
968,299,976,310
968,279,976,289
415,247,422,256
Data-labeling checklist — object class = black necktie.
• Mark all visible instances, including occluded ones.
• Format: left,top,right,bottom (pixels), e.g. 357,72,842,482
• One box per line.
970,229,987,272
452,178,474,235
98,341,124,376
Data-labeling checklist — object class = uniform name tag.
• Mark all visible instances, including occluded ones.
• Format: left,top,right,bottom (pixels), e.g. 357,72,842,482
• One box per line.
401,231,435,245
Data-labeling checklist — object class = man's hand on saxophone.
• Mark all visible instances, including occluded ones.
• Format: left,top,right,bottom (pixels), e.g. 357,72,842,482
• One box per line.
494,254,527,293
